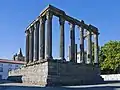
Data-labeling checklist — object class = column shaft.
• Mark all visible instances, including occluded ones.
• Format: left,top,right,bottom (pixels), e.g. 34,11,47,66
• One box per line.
86,30,92,64
25,30,29,64
59,17,65,60
68,46,71,61
94,33,99,64
45,11,53,60
39,17,45,59
80,25,85,63
34,21,39,61
75,44,77,63
29,26,34,62
70,23,75,62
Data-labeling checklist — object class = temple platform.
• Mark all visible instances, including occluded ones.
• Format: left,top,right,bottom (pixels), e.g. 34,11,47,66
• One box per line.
8,60,103,86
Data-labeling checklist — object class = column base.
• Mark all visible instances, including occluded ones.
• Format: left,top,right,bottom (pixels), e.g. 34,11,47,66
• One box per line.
45,56,53,61
33,58,38,62
28,60,33,63
60,57,66,61
39,57,44,60
94,63,99,67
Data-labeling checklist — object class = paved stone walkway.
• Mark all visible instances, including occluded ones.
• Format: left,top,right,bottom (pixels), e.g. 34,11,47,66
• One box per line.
0,80,120,90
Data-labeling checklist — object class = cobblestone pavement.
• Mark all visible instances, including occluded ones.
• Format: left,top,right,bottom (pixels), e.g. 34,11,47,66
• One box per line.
0,80,120,90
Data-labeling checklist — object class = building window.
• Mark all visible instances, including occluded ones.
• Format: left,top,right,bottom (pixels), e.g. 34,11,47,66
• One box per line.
15,65,19,68
0,67,3,72
0,75,2,79
0,64,3,67
15,65,19,70
8,68,12,71
8,63,12,67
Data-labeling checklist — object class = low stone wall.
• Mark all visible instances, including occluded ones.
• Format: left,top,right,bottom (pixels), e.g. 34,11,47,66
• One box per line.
101,74,120,81
8,60,103,86
9,61,48,86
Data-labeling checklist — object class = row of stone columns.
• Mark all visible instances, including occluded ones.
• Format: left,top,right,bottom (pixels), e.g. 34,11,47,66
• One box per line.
79,25,99,64
68,22,99,64
25,10,99,65
25,11,66,64
25,16,47,63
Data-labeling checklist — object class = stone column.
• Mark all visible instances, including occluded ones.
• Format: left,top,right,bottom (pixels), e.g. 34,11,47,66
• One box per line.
34,21,39,61
75,44,77,63
68,46,71,61
45,11,53,60
25,30,30,64
39,16,46,60
94,33,99,64
80,21,85,63
29,26,34,63
59,17,65,60
86,30,92,64
70,23,75,62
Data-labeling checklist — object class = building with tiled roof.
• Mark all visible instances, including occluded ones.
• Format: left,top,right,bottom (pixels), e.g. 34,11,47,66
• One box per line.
0,59,25,79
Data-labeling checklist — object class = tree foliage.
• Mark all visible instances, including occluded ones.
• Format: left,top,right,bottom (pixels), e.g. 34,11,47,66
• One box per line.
99,40,120,74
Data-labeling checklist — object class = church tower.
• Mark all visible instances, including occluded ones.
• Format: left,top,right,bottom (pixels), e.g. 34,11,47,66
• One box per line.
13,48,25,61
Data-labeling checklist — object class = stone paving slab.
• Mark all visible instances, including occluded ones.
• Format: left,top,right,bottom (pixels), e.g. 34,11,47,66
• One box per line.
1,80,120,90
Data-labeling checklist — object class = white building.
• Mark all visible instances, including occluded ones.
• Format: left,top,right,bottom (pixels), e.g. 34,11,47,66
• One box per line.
0,59,25,79
77,52,87,63
67,51,87,63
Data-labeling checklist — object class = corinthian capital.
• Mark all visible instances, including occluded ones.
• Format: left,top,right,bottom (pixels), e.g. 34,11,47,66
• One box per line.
46,11,53,20
59,17,65,25
29,26,34,34
40,16,46,24
69,23,75,29
25,30,30,35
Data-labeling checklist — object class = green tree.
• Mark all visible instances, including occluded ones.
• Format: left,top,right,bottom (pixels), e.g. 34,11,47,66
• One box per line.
99,40,120,74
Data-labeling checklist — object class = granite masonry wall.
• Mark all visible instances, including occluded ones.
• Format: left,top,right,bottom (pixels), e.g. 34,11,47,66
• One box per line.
9,61,48,86
8,60,103,86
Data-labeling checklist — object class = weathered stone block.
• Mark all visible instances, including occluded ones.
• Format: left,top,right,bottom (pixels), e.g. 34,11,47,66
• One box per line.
8,60,103,86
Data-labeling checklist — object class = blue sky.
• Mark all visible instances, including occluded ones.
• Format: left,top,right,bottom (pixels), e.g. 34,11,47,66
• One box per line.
0,0,120,59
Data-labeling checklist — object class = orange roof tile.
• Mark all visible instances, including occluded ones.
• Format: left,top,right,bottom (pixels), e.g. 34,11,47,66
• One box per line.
0,59,25,64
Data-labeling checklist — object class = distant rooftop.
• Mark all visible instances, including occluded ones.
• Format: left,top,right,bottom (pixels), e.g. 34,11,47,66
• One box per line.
0,59,25,64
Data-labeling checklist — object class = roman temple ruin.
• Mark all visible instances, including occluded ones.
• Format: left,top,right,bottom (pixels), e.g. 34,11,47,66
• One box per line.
9,5,103,86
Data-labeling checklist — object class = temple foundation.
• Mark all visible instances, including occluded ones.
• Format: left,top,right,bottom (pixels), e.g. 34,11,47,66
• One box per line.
8,60,103,86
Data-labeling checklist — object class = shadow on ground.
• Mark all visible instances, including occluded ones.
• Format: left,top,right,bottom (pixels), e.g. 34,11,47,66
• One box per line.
0,80,18,84
1,79,120,90
0,85,120,90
